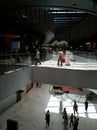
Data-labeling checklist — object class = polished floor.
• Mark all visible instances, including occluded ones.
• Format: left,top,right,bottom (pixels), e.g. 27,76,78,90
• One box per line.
40,53,97,70
1,52,97,76
0,53,97,130
0,84,97,130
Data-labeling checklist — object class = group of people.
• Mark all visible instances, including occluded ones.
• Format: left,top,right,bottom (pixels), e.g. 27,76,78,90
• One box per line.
45,99,89,129
73,100,88,115
62,100,88,130
62,107,79,130
45,108,79,130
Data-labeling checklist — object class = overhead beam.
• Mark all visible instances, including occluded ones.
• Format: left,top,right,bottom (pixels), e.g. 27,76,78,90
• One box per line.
0,0,97,15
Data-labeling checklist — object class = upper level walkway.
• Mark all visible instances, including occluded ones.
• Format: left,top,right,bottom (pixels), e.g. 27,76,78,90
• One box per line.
0,52,97,101
40,53,97,70
0,51,97,73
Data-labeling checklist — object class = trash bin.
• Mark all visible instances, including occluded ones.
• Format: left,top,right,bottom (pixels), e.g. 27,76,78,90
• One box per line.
16,90,24,102
7,119,18,130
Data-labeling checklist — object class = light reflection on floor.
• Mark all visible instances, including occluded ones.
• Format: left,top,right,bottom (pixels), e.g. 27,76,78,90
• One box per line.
45,95,97,119
45,95,60,113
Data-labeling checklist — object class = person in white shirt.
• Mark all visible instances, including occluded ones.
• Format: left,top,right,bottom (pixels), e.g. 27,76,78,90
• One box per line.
35,49,41,65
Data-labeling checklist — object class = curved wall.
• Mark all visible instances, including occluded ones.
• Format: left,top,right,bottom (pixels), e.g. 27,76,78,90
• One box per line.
1,0,97,14
0,66,97,101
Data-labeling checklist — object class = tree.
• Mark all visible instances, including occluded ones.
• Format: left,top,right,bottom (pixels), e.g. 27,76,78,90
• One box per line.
51,40,68,50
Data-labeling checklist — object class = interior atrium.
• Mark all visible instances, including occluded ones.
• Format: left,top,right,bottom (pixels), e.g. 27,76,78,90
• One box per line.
0,0,97,130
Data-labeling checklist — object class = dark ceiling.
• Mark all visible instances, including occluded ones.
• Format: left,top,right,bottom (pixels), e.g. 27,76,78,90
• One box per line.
0,0,97,43
0,7,91,36
45,8,90,38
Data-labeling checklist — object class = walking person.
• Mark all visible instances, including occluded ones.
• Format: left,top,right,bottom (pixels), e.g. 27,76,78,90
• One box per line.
64,114,68,130
73,118,79,130
73,116,76,126
62,108,68,130
57,49,64,66
45,110,50,128
35,49,41,65
63,108,67,119
73,101,78,115
85,99,88,113
69,113,74,127
57,54,63,66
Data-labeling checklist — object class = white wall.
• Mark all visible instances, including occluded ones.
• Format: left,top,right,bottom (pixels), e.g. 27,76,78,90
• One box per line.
0,66,97,102
0,93,16,114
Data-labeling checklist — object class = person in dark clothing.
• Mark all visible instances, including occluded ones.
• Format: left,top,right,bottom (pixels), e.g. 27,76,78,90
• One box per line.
45,110,50,128
62,108,68,129
64,114,68,130
63,108,67,119
85,99,88,112
73,118,79,130
63,108,67,115
69,113,74,127
57,55,63,66
57,50,64,66
73,101,78,115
